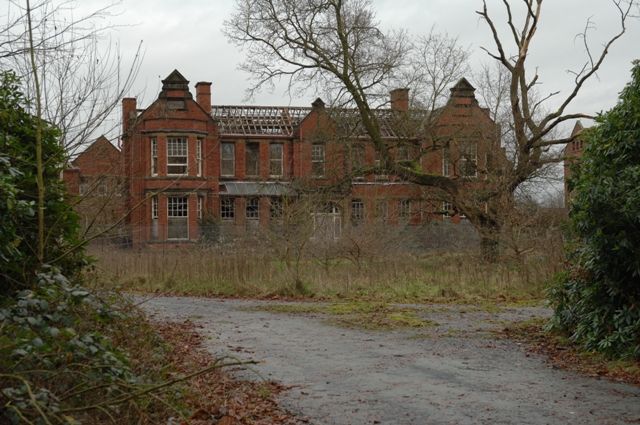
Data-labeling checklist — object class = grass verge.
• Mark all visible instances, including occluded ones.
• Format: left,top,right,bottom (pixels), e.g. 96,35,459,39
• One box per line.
88,247,556,305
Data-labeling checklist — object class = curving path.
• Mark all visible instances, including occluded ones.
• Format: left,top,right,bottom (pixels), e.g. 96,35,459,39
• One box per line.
139,296,640,425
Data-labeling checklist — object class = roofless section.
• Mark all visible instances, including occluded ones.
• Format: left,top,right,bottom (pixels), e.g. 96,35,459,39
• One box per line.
212,105,311,137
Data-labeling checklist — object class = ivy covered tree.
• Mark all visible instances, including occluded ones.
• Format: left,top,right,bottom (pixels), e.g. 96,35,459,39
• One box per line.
550,60,640,359
0,70,83,294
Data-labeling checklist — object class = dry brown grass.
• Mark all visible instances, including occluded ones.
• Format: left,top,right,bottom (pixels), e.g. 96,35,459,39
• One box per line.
87,244,561,304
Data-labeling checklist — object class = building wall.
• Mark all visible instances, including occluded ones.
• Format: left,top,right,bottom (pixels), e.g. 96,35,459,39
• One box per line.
68,70,501,246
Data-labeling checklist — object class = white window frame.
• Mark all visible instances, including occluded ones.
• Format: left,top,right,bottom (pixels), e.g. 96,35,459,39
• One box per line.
197,196,203,219
399,199,411,221
167,196,189,240
311,143,325,177
151,195,159,219
443,146,451,177
151,137,158,176
167,137,188,175
459,141,478,178
351,199,364,224
269,143,284,177
221,142,235,177
220,197,235,220
196,138,203,177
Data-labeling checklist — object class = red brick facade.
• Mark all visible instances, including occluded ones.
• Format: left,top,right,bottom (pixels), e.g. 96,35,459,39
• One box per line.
68,70,500,246
563,121,585,207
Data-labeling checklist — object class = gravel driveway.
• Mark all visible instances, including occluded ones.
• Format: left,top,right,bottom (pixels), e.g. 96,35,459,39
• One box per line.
139,296,640,425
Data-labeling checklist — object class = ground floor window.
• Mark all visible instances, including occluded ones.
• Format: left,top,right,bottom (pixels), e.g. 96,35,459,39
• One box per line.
399,199,411,221
351,199,364,225
270,197,283,219
246,197,260,219
167,196,188,239
221,197,235,220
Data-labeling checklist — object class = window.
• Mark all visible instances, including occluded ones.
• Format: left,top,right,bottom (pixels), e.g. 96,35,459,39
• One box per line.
167,196,188,239
151,196,159,219
246,197,259,219
396,145,410,162
151,137,158,176
399,199,411,221
196,138,203,176
270,197,283,219
167,137,188,175
197,196,204,219
311,143,325,177
221,197,235,220
351,199,364,224
374,154,388,180
221,142,235,177
442,201,453,218
151,195,159,241
443,146,451,177
245,142,260,177
459,141,478,178
269,143,283,177
350,144,365,179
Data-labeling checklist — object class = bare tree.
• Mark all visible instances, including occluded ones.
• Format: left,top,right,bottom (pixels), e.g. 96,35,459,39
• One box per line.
1,0,142,157
225,0,635,259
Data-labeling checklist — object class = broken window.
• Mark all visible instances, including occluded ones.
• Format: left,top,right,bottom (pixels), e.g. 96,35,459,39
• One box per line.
459,141,478,178
399,199,411,221
269,143,283,177
270,197,283,219
246,197,259,219
246,142,260,177
221,142,235,177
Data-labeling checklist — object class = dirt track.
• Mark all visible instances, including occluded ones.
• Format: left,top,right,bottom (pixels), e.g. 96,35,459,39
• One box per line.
139,296,640,425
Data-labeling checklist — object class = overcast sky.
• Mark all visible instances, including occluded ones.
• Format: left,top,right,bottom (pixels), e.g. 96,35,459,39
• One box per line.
88,0,639,124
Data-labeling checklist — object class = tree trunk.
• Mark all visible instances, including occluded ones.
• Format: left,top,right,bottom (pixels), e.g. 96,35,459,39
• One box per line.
479,224,501,262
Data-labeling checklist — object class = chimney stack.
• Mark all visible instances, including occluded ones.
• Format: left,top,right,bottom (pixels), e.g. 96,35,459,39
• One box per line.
195,82,212,114
122,97,137,135
390,88,409,112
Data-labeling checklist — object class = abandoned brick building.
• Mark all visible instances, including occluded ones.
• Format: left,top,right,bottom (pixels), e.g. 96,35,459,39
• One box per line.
563,121,586,207
65,70,500,246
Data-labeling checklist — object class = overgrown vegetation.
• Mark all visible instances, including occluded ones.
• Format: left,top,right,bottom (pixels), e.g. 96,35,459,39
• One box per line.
89,247,558,305
549,61,640,359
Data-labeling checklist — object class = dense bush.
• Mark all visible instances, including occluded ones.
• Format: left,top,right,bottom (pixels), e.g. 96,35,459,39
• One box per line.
0,71,84,294
549,61,640,359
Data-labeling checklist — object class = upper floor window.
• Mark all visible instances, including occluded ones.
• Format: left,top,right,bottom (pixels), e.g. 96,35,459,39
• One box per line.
443,146,451,177
459,141,478,178
246,142,260,177
167,137,188,175
151,137,158,176
396,145,410,162
269,143,283,177
221,142,235,177
312,143,325,177
350,144,365,179
374,153,388,180
196,138,203,176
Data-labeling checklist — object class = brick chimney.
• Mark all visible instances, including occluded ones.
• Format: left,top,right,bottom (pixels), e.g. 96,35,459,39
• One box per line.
195,81,212,114
122,97,137,135
390,88,409,112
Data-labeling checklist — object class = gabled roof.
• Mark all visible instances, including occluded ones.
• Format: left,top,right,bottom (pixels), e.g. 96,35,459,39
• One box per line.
72,136,119,167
